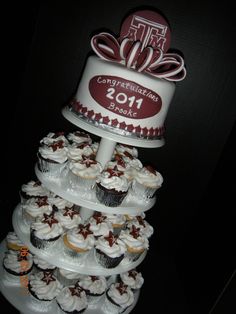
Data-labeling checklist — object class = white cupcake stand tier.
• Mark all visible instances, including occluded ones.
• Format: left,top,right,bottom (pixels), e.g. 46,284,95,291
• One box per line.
0,240,140,314
0,108,159,314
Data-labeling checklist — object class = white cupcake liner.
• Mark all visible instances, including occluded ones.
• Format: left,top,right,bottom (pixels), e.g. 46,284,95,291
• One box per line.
63,245,90,260
37,155,68,178
68,172,96,193
125,250,143,262
131,180,157,200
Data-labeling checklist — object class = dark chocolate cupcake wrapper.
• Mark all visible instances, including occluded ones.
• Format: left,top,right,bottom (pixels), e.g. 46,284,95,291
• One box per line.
57,301,87,314
95,249,124,268
95,184,127,207
30,229,60,250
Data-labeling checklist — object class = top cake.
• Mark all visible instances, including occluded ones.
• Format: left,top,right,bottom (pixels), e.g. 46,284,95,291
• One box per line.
68,9,186,141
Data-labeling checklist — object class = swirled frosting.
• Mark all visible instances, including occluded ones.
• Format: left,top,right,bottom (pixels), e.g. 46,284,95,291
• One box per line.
119,227,149,251
65,225,95,251
126,217,154,238
88,213,113,237
40,132,69,146
107,282,134,309
55,208,82,230
79,275,107,295
69,158,102,179
33,255,56,270
96,170,129,192
21,180,49,198
120,269,144,289
133,166,163,188
31,214,64,240
29,271,62,300
56,286,88,312
67,131,92,145
102,213,126,227
58,268,81,280
95,233,126,258
67,143,94,161
38,144,68,164
22,197,53,218
3,250,33,273
115,144,138,158
48,194,74,210
6,232,25,249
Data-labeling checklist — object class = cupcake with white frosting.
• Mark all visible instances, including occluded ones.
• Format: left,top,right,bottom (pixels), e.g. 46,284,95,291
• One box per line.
3,249,33,284
22,196,53,225
40,132,69,146
67,130,92,145
114,143,138,158
55,206,82,231
95,231,126,268
79,275,107,306
88,212,113,238
30,212,64,249
20,180,50,204
33,255,56,272
56,284,88,313
102,213,126,236
119,225,149,261
69,155,102,193
126,216,154,238
103,282,134,313
96,167,129,207
28,271,62,305
131,165,163,200
37,140,68,177
56,267,81,286
6,231,26,251
48,194,76,212
63,224,95,258
120,269,144,291
67,142,94,162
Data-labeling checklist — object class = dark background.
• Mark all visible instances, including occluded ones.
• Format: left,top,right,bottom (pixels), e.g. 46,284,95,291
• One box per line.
1,1,235,313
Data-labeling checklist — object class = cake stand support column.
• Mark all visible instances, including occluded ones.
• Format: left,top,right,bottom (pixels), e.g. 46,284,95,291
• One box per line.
79,137,117,221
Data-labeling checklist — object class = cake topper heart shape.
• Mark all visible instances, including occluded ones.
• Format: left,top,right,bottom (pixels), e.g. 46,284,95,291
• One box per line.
119,10,171,52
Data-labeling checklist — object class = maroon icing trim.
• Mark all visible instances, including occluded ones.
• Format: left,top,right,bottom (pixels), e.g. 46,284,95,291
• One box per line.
70,99,165,137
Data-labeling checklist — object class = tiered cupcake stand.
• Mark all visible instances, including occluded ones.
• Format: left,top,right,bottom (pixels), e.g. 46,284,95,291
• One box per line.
0,108,163,313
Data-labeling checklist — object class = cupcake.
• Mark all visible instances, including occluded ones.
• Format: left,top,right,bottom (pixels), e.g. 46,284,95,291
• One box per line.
33,254,57,272
131,165,163,200
119,225,149,262
37,140,68,177
88,212,113,238
120,269,144,292
21,196,53,225
56,267,81,286
40,131,69,146
69,155,102,193
56,284,88,313
63,224,95,258
67,130,92,145
95,231,126,268
103,282,134,313
30,212,64,249
95,167,129,207
79,275,107,307
114,143,138,158
102,213,126,236
55,206,82,231
20,180,50,204
124,212,146,222
28,271,62,305
3,249,33,284
48,194,79,212
6,231,25,251
67,142,94,162
126,216,154,238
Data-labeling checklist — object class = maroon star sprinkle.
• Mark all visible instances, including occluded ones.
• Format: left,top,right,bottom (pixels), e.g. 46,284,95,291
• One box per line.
69,285,84,297
114,154,126,168
42,213,59,228
116,282,128,295
123,151,134,160
78,224,93,239
63,207,78,219
41,271,56,285
92,212,107,224
33,181,41,187
136,216,146,227
36,197,48,207
49,140,64,151
107,166,124,178
145,165,157,175
104,231,118,247
129,225,141,239
128,270,138,280
81,155,97,168
90,276,99,282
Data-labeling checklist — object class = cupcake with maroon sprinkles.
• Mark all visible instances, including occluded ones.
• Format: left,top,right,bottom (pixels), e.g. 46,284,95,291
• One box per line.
119,269,144,292
20,180,50,204
79,275,107,307
67,130,92,145
87,211,113,238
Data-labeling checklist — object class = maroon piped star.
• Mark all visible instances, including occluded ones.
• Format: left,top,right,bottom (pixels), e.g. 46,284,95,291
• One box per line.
36,196,48,207
33,181,42,187
49,140,64,151
145,165,157,175
129,225,141,239
42,213,59,228
116,282,128,295
107,166,124,178
123,151,133,160
136,216,146,227
78,224,93,239
81,155,97,168
114,154,126,168
63,207,78,219
128,269,138,280
69,285,84,297
93,212,107,224
41,271,56,285
104,231,118,247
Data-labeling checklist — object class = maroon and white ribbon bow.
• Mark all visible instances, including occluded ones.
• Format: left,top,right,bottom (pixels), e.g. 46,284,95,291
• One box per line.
91,32,186,82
